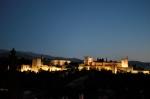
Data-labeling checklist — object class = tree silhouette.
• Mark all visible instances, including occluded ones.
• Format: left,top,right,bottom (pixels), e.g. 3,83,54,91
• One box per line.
101,58,104,62
8,48,18,71
64,61,69,65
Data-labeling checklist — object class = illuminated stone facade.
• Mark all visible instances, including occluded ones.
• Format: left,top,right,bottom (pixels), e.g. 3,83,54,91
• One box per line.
21,58,70,73
79,56,150,74
21,56,150,74
32,58,42,72
21,65,31,72
51,60,71,66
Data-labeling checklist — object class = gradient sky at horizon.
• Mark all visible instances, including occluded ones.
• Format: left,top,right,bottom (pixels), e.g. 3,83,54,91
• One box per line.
0,0,150,62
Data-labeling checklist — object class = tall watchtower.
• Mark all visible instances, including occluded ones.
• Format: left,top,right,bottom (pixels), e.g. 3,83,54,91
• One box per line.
121,57,128,67
32,58,41,72
84,56,93,65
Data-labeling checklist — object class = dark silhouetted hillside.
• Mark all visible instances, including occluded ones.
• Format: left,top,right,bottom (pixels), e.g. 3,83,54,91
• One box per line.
0,49,83,62
129,61,150,68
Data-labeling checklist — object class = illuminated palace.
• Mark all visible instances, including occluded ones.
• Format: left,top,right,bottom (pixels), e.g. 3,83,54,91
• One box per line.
78,56,150,74
21,56,150,74
21,58,71,73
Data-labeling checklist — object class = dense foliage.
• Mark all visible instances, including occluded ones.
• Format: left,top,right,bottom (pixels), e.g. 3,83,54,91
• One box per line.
0,69,150,99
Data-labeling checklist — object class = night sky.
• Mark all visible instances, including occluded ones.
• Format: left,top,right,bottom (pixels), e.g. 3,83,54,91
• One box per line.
0,0,150,62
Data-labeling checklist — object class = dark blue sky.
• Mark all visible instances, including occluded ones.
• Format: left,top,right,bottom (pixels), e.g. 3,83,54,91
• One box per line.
0,0,150,62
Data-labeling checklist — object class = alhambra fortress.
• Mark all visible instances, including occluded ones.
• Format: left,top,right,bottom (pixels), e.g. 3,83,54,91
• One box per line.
21,56,150,74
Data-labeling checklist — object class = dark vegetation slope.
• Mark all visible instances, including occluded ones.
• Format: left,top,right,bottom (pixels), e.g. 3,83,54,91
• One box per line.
0,70,150,99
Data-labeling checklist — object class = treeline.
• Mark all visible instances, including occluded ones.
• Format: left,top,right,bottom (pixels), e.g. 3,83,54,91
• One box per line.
0,48,80,72
0,48,32,71
1,69,150,99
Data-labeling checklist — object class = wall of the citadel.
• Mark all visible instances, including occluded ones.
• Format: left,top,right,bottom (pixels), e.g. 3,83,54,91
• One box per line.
95,66,112,71
91,62,121,67
132,70,149,74
41,65,49,71
49,66,62,71
51,60,71,66
21,64,31,72
117,67,133,72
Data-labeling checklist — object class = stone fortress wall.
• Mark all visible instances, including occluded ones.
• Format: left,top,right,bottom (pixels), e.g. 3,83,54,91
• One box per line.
78,56,150,74
21,58,70,73
21,56,150,74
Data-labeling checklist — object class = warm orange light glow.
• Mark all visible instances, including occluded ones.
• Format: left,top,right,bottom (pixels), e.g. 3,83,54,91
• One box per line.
20,56,150,74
